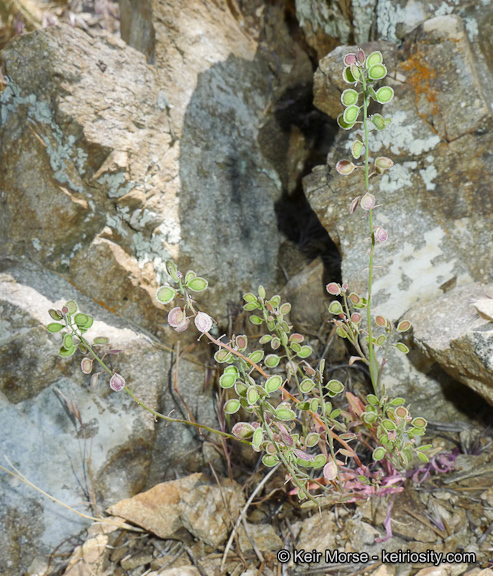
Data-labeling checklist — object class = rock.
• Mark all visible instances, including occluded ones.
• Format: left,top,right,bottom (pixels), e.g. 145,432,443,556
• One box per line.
407,283,493,404
150,568,199,576
0,0,289,332
280,257,329,333
121,552,154,571
294,0,378,59
237,521,283,553
306,15,493,419
108,473,246,547
414,565,470,576
63,534,108,576
294,512,337,553
179,482,246,547
0,263,218,574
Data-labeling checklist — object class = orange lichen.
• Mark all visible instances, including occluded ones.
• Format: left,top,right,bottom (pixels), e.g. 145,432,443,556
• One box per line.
400,46,442,134
65,277,118,315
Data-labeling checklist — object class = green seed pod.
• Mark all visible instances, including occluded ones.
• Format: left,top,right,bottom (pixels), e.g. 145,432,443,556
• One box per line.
187,277,208,292
166,260,179,282
297,346,312,359
368,63,387,80
275,407,296,421
63,334,74,349
65,300,78,315
300,378,315,393
328,301,343,315
248,350,264,364
265,375,283,393
372,447,386,461
232,422,255,439
74,313,89,326
327,379,344,396
247,386,259,405
366,51,383,68
375,86,394,104
341,88,359,106
305,433,320,448
47,322,64,333
219,373,236,389
265,354,280,368
224,399,241,414
156,285,176,305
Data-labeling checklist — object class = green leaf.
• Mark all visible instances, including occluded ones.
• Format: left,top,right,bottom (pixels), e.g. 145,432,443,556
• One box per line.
224,399,241,415
187,277,208,292
297,346,312,359
366,51,383,68
258,285,266,299
63,334,74,349
47,322,64,333
298,401,310,411
74,313,89,326
248,350,264,364
243,302,259,311
265,375,283,393
249,315,263,325
156,285,176,305
65,300,78,315
417,452,429,463
372,447,386,461
59,345,76,358
343,105,360,124
264,354,280,368
219,373,236,389
367,394,379,405
330,408,341,419
375,86,394,104
341,89,359,106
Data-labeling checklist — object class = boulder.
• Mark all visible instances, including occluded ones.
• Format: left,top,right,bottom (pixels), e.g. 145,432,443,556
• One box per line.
305,14,493,418
0,0,287,334
0,262,218,574
407,283,493,405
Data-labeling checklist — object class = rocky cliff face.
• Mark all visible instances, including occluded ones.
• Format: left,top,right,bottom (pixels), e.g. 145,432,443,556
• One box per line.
1,0,492,572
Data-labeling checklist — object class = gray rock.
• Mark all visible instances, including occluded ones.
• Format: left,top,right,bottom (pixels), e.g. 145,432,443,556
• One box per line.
306,15,493,419
407,283,493,405
0,263,218,574
0,3,284,331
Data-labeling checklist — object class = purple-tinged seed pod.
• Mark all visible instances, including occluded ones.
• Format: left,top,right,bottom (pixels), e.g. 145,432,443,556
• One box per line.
110,373,126,392
361,193,376,211
81,357,93,375
350,196,361,214
168,307,186,328
326,282,341,295
344,53,357,66
194,312,213,333
374,226,388,243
